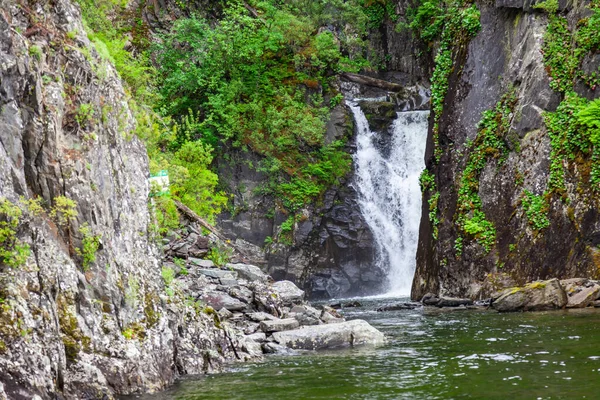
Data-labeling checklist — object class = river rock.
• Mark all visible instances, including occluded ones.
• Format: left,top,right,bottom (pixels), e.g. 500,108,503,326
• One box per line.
376,302,421,312
226,263,270,283
421,293,440,306
271,280,305,305
437,297,473,307
289,305,321,326
189,258,215,268
560,278,600,308
492,279,567,312
201,291,247,312
247,312,278,322
260,318,300,333
272,320,385,350
198,269,238,280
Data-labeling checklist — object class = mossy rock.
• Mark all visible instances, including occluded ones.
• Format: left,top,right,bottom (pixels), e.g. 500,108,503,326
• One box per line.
357,101,397,132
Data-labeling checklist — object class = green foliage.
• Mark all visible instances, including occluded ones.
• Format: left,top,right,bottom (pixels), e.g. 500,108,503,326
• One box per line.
76,223,101,270
361,0,398,28
28,45,42,61
428,191,440,240
0,198,30,268
454,236,463,256
533,0,558,13
408,0,481,161
151,196,180,237
161,266,175,287
420,169,440,238
206,243,232,267
75,103,95,127
455,92,516,252
419,169,435,192
50,196,78,227
153,2,365,212
540,0,600,194
521,190,550,231
74,0,154,101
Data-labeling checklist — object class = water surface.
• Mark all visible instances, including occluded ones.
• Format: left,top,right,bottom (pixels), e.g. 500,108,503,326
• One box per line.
137,298,600,399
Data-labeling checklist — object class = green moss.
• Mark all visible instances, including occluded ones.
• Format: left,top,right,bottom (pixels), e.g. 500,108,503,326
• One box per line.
409,0,481,162
0,198,30,268
454,91,516,253
143,292,160,328
521,190,550,231
57,296,91,363
526,281,546,290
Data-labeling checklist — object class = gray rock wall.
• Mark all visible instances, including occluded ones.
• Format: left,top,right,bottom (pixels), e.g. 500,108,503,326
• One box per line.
413,1,600,300
0,1,254,397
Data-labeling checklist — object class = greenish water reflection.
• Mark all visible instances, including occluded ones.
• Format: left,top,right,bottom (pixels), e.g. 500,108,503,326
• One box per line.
137,299,600,399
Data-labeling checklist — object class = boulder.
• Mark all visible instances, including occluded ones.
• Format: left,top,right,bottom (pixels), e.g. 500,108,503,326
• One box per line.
289,305,322,326
246,332,267,343
260,318,300,333
560,278,600,308
201,291,247,312
226,263,270,283
247,312,278,322
272,319,385,350
189,258,215,268
421,293,440,306
320,306,344,324
437,297,473,307
492,279,567,312
228,286,254,304
198,269,237,280
271,280,305,305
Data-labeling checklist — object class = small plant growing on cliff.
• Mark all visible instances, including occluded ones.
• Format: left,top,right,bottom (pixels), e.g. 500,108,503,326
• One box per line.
28,45,42,61
50,196,78,227
206,244,232,267
76,223,101,270
0,198,30,268
521,190,550,231
76,103,95,127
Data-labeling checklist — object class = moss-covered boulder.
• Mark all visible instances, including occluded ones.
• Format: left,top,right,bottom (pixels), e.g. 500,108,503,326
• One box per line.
492,278,567,312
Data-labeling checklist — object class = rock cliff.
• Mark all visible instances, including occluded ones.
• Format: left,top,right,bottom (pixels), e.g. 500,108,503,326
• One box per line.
413,0,600,300
0,0,257,397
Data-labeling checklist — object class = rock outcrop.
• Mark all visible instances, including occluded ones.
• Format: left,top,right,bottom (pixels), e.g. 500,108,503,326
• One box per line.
413,0,600,300
492,278,568,312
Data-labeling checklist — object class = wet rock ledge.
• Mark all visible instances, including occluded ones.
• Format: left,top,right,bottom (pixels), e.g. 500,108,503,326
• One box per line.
415,277,600,313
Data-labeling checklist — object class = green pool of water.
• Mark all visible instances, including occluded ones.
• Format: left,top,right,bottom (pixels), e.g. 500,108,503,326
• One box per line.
137,298,600,399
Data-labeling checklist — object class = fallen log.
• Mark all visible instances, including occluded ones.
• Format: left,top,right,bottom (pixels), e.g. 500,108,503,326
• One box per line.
340,73,405,93
173,200,249,260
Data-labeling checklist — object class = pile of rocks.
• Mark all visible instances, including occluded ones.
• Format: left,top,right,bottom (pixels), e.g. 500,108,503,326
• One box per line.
173,257,385,355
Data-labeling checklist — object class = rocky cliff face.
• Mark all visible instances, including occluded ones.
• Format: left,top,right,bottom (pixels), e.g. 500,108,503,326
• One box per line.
0,1,257,397
413,0,600,300
215,0,430,300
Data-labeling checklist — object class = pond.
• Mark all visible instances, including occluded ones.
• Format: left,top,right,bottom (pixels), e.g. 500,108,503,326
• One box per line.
134,297,600,399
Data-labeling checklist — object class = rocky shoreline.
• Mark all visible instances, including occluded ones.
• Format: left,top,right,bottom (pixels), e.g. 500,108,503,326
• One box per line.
409,277,600,313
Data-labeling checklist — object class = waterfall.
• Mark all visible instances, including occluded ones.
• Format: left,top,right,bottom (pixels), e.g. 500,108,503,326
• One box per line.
348,101,429,296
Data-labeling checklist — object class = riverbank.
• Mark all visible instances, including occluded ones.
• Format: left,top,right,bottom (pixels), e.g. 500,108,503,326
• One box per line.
127,297,600,399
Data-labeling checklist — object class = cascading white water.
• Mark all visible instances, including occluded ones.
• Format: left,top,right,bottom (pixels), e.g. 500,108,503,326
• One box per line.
348,101,429,296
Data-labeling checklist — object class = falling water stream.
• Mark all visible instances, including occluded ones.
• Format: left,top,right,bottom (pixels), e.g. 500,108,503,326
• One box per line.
347,100,428,296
